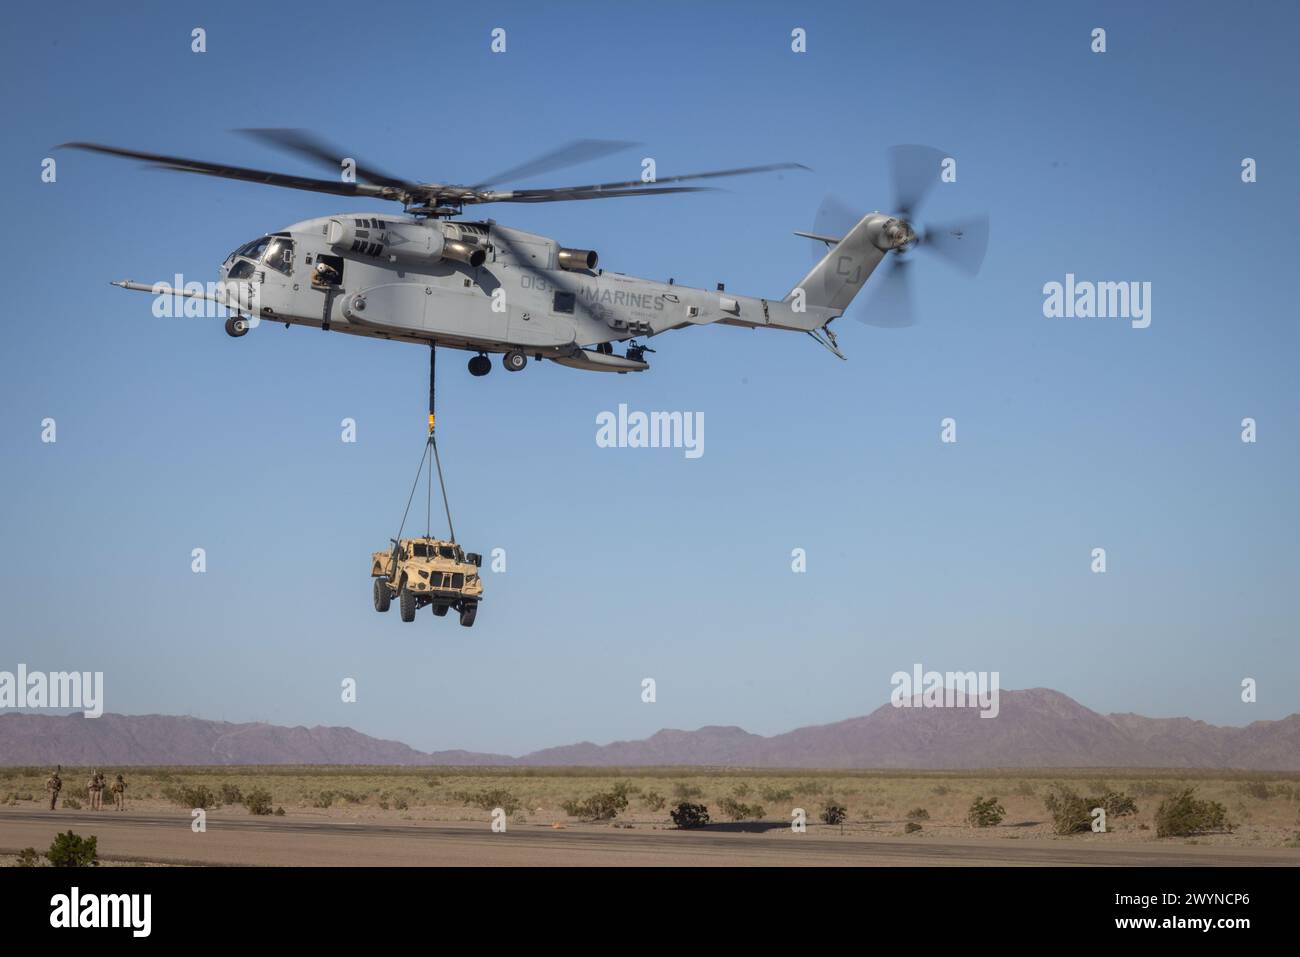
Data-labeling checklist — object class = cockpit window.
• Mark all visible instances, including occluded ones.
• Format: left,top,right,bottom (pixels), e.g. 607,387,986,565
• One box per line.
262,238,294,275
226,237,270,265
228,260,255,280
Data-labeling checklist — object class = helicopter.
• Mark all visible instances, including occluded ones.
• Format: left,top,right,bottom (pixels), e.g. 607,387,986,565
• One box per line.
62,133,988,376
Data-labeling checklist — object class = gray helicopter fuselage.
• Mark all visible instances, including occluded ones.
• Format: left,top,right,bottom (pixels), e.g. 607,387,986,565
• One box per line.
221,213,847,372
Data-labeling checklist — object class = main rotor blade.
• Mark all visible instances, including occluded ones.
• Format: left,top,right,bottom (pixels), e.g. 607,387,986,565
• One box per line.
889,144,947,219
60,142,391,199
486,185,715,204
237,128,415,189
859,255,915,328
920,214,990,277
471,139,639,190
498,161,809,200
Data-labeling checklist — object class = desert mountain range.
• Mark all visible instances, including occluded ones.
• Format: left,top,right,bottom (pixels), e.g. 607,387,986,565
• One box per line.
1,689,1296,769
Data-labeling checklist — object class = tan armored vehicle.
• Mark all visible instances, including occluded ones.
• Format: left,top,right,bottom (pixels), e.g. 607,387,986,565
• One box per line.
372,537,483,626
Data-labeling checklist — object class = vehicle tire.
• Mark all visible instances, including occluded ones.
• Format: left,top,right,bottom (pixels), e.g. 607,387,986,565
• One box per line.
224,316,249,338
374,576,391,613
459,602,477,628
502,351,527,372
432,603,448,617
399,585,416,622
468,354,491,377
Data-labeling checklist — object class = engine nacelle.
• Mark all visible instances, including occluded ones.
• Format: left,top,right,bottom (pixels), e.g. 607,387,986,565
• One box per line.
325,218,485,268
557,247,598,272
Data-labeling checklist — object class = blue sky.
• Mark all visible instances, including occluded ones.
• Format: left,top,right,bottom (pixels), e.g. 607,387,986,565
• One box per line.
2,1,1297,755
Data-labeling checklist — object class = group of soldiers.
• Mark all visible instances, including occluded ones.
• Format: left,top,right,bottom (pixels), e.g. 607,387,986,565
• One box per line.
44,766,128,811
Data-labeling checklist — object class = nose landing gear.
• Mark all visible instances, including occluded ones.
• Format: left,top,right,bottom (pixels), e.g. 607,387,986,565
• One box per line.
224,316,250,338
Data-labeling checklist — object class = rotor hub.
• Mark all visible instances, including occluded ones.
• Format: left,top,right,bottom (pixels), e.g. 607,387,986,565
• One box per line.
882,218,918,252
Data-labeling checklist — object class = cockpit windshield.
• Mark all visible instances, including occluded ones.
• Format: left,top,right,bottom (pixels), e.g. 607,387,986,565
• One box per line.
222,236,294,276
262,238,294,274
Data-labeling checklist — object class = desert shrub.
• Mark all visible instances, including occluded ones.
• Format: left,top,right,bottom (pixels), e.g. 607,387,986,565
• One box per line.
562,789,630,821
1012,781,1037,797
904,821,923,834
820,804,847,825
243,788,274,816
717,797,765,821
1043,786,1093,834
16,847,41,867
1132,780,1175,798
47,831,98,867
906,807,930,821
1156,789,1230,838
162,783,215,809
670,802,710,828
1099,790,1139,818
311,791,336,809
274,806,285,816
219,783,244,805
760,786,793,803
62,797,82,810
66,785,89,801
455,788,521,815
795,780,825,796
1043,786,1138,835
967,796,1005,828
672,783,703,800
1238,780,1291,801
732,783,752,798
931,785,951,796
393,796,408,811
643,790,666,812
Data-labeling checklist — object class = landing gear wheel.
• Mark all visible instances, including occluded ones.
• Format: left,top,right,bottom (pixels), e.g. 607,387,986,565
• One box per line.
468,354,491,377
459,602,477,628
399,585,416,622
374,577,391,613
502,351,527,372
432,603,449,617
224,316,250,338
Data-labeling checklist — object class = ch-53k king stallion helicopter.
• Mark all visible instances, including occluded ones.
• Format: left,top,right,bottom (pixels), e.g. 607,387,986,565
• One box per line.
64,133,988,376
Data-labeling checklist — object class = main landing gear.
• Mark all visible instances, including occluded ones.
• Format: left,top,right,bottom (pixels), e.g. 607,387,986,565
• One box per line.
469,351,528,375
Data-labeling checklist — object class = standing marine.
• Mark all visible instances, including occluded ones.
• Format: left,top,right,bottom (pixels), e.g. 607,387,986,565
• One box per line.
87,769,104,810
110,773,128,811
45,766,62,810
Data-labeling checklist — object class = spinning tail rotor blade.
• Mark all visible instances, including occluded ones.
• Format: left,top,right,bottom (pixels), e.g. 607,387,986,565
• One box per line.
920,214,990,277
808,193,860,260
889,144,947,218
859,256,916,328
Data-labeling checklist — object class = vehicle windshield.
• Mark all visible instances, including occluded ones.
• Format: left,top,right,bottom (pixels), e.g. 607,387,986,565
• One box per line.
408,542,461,560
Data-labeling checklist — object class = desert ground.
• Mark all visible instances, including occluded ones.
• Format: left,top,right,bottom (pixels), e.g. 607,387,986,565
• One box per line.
3,767,1298,866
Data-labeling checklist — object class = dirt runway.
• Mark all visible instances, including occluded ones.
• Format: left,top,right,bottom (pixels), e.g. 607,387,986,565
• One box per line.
3,809,1297,866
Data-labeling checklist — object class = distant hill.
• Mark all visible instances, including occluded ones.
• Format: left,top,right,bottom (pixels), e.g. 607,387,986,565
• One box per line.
2,689,1296,769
